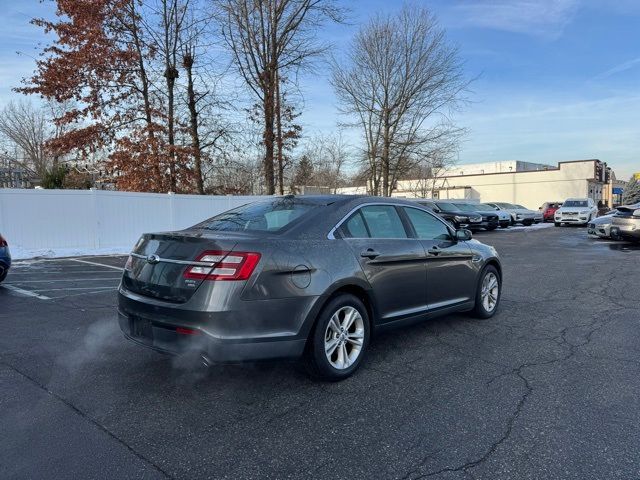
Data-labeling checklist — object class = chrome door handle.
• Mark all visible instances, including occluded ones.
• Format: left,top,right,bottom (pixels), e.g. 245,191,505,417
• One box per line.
427,247,441,256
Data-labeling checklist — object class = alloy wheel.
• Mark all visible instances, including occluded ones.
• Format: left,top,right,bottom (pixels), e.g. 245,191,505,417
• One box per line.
481,272,499,312
324,306,365,370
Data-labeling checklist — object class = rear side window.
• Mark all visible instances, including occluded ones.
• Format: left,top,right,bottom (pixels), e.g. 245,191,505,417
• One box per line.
341,211,370,238
360,205,408,239
403,207,451,240
194,199,315,232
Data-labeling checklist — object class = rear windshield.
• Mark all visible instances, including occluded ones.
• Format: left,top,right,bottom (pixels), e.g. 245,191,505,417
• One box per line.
193,199,316,232
563,200,588,207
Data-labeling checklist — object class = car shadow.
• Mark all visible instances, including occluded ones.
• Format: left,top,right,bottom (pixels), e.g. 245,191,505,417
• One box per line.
608,242,640,252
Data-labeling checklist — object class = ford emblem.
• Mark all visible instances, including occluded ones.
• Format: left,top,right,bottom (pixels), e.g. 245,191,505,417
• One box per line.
146,254,160,265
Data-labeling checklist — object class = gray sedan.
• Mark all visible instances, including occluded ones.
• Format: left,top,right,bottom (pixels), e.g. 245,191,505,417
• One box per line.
118,195,502,380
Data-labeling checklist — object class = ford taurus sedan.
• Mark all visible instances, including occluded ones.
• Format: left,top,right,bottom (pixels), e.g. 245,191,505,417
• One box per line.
118,196,502,380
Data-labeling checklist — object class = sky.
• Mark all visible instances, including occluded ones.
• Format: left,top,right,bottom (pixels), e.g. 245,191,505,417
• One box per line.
0,0,639,180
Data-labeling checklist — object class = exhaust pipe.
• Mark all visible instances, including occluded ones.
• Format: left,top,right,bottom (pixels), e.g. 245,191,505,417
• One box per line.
200,353,212,368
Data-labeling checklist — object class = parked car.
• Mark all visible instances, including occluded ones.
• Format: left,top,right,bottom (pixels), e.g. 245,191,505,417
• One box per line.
610,205,640,242
540,202,562,222
0,233,10,283
450,203,500,230
587,203,640,238
587,210,619,238
118,195,502,380
554,198,598,226
415,200,483,230
485,202,540,226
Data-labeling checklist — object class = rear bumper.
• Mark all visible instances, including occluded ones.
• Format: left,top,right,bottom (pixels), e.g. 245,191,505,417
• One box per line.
118,311,306,362
117,289,315,362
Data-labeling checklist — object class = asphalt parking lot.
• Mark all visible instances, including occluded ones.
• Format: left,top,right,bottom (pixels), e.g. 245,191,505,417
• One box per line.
1,225,639,480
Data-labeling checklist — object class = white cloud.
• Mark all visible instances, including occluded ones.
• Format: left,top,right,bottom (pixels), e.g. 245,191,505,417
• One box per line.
592,57,640,81
452,0,580,39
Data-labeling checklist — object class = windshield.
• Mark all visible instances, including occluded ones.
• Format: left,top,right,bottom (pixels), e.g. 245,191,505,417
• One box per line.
495,202,516,209
193,198,316,232
453,203,479,212
563,200,588,207
477,203,496,210
514,204,526,209
435,202,463,212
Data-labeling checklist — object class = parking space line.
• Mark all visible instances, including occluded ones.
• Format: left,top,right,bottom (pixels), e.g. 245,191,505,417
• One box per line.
2,284,52,300
68,258,125,271
34,286,117,292
6,278,121,284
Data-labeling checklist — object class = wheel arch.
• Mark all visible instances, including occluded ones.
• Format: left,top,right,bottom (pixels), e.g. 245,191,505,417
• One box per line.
302,279,377,346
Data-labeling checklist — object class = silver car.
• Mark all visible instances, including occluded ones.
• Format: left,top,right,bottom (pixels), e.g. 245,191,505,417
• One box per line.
590,203,640,239
118,195,503,380
486,202,541,226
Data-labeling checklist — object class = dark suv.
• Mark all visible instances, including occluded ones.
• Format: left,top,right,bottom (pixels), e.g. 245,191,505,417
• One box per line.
416,200,483,230
451,203,500,231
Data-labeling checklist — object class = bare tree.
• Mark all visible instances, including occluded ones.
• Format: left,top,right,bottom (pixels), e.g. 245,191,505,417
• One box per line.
293,132,350,193
0,101,52,177
215,0,344,194
332,4,469,196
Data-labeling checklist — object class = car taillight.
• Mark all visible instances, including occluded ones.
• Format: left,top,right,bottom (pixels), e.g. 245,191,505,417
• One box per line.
183,251,261,281
0,235,7,247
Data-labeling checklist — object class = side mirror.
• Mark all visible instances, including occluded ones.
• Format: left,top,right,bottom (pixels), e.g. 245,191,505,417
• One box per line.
455,229,472,241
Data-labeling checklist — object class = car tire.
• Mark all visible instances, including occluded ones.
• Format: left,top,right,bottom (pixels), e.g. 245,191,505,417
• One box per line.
500,223,509,229
472,265,501,319
305,293,371,381
0,270,6,284
554,222,561,227
523,220,533,226
487,225,498,231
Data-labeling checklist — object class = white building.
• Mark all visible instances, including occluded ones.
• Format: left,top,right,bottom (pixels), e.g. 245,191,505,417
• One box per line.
339,159,616,210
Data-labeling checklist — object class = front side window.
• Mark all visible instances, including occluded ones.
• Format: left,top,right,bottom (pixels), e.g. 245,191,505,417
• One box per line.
403,207,451,240
359,205,408,239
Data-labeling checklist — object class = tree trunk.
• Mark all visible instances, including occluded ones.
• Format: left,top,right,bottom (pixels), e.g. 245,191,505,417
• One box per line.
382,120,391,197
275,68,284,195
263,85,276,195
185,55,204,194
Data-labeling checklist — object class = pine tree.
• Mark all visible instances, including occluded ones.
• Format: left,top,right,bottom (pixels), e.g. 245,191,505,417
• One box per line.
622,176,640,205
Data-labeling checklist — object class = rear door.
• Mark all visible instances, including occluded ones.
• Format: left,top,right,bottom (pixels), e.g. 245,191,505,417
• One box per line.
339,205,428,323
401,206,477,310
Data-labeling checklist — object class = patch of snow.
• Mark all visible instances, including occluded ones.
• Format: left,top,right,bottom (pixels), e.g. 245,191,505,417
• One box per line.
10,246,131,261
494,223,554,232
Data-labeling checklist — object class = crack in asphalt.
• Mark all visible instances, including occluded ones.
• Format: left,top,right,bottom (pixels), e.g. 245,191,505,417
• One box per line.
403,302,632,479
0,361,173,479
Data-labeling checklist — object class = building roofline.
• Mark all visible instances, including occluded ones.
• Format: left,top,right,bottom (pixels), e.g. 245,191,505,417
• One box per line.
435,159,601,180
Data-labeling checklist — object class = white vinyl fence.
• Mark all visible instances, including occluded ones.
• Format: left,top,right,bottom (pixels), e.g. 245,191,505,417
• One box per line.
0,189,270,258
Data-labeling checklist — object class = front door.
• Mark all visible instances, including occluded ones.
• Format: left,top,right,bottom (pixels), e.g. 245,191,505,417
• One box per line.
400,206,477,310
339,205,428,323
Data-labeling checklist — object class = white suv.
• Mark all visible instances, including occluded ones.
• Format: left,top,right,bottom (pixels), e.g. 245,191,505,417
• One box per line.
554,198,598,226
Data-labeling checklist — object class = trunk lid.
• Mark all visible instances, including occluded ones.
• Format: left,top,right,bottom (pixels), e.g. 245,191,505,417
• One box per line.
122,230,242,303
